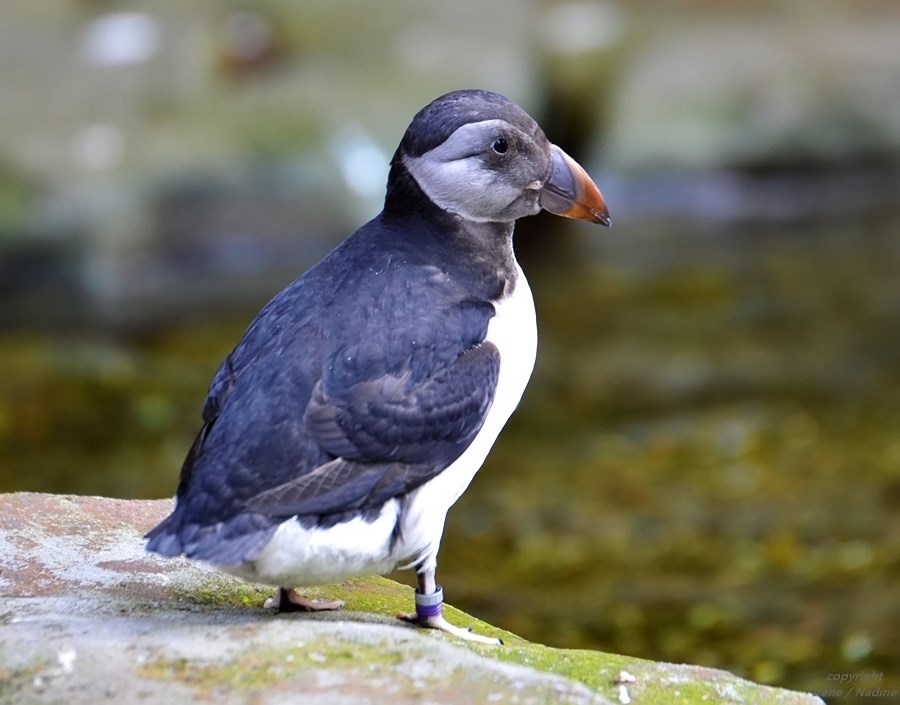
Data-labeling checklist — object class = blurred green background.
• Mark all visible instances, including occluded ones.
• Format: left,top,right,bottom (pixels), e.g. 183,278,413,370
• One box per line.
1,1,899,702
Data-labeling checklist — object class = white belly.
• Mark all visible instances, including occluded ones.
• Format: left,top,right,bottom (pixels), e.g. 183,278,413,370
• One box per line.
222,265,537,585
223,499,402,586
395,264,538,568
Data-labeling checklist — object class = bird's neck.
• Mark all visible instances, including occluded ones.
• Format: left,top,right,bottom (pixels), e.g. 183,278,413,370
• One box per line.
383,157,519,300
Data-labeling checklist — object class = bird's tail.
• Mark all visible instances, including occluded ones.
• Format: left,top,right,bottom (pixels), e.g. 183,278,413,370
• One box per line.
143,421,277,565
144,515,184,556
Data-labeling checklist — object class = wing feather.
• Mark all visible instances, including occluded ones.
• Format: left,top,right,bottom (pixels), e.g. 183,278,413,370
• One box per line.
243,342,500,518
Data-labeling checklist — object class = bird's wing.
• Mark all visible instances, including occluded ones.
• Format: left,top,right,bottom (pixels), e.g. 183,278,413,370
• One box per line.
243,341,500,517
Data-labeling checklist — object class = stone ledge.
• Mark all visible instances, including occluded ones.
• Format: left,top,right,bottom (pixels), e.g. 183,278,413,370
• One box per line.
0,493,824,705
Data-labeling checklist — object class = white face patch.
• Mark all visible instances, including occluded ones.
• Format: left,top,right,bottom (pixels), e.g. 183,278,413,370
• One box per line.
402,119,544,223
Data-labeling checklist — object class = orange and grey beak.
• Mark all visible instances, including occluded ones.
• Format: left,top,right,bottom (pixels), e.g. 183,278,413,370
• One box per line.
539,145,611,226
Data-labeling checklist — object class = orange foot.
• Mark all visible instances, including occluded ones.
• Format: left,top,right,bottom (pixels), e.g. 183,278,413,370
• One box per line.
397,610,503,645
265,587,345,612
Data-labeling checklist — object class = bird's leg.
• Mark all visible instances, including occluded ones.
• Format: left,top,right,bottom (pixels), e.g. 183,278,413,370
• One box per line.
265,587,344,612
397,564,503,645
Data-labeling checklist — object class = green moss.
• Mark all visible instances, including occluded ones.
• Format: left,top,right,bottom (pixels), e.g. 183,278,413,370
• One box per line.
171,575,272,608
332,575,517,640
171,573,520,643
140,639,406,695
157,572,816,704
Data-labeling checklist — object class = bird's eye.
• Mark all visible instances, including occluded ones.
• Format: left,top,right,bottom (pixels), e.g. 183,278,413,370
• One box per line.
491,138,509,155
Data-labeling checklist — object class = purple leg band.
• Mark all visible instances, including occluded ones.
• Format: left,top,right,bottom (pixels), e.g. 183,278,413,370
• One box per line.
415,585,443,619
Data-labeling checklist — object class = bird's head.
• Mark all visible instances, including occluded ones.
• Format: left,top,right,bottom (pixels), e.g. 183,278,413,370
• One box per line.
387,89,610,227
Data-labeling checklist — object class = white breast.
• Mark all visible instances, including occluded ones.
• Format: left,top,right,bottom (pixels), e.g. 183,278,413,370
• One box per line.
395,264,538,568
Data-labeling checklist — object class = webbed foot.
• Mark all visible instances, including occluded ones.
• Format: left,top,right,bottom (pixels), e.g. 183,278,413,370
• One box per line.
266,587,345,612
397,585,502,645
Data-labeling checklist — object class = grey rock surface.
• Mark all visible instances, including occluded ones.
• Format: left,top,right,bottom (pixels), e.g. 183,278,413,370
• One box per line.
0,494,824,705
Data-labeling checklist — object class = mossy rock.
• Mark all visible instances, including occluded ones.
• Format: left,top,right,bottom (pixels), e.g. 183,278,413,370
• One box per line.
0,494,823,705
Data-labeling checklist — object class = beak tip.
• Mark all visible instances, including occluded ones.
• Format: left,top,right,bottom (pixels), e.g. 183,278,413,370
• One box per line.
541,144,611,227
590,206,611,227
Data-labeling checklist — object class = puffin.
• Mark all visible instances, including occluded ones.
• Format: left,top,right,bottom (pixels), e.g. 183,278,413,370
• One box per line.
146,89,609,644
